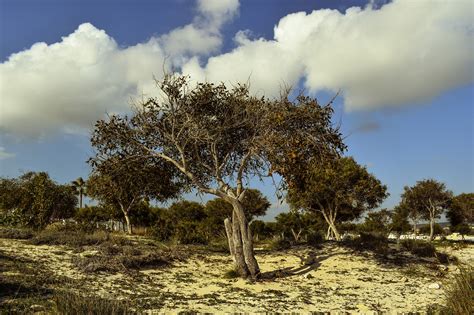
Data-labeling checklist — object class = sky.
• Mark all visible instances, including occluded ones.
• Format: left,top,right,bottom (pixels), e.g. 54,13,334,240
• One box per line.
0,0,473,220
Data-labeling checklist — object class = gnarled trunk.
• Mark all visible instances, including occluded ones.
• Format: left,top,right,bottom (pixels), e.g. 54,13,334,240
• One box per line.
224,200,260,279
120,203,133,235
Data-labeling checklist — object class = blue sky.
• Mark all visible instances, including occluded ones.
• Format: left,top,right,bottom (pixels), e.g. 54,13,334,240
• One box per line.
0,0,473,220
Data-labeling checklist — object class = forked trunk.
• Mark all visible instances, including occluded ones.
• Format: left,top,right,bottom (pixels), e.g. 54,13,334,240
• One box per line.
224,200,260,279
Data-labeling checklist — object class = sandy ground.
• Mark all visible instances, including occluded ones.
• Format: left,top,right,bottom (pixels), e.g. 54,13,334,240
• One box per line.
1,238,472,313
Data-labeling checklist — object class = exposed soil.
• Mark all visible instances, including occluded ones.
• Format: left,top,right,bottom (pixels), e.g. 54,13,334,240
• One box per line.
0,237,472,313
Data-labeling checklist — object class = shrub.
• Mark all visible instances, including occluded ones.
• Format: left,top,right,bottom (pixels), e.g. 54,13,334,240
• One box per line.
223,268,240,279
306,231,324,247
53,290,132,314
344,232,389,254
440,266,473,314
401,239,436,257
0,227,34,239
29,229,127,247
268,237,292,251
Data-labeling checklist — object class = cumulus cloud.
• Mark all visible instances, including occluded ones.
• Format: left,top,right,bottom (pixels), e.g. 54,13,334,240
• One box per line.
184,0,474,109
1,0,472,138
0,146,15,160
0,0,239,137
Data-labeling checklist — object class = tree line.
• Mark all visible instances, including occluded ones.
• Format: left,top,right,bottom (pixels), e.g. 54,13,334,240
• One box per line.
0,74,472,279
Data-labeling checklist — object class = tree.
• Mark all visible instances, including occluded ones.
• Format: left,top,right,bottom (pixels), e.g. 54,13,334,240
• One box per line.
89,74,345,278
400,179,452,241
87,157,182,234
0,172,77,228
287,157,388,241
390,205,411,238
447,193,474,227
360,209,392,236
274,211,323,242
71,177,86,209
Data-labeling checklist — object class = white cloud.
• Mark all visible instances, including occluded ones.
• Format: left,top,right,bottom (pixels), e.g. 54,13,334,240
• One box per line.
1,0,472,138
0,0,239,137
184,0,474,109
0,147,15,160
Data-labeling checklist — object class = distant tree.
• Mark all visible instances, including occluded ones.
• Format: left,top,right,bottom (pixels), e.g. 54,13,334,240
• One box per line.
287,157,388,241
400,179,452,241
0,172,76,228
447,193,474,227
87,157,182,234
360,209,392,236
167,201,208,244
274,211,323,242
420,223,445,237
89,74,345,278
71,177,87,209
390,205,411,238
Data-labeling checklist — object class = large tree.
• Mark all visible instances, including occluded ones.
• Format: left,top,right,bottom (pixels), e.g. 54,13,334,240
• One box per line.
389,205,411,239
0,172,77,228
87,156,182,234
400,179,452,241
89,74,344,278
287,157,388,241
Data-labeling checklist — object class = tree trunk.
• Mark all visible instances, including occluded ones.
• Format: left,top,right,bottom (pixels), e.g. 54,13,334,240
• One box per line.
224,218,235,260
79,191,83,209
124,213,132,235
224,200,260,279
231,211,250,277
429,215,435,242
329,222,341,241
326,225,331,240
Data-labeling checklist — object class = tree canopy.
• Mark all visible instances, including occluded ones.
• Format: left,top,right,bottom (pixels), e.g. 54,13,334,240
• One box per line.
0,172,76,228
400,179,452,241
89,74,345,278
287,156,388,241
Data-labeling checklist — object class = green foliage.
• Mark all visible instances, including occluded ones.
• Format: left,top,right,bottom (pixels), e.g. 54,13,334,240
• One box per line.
268,237,292,251
447,193,474,228
419,223,445,236
401,179,452,222
287,157,388,240
359,209,392,236
452,223,471,236
344,232,389,254
274,211,325,242
0,172,77,228
390,205,412,236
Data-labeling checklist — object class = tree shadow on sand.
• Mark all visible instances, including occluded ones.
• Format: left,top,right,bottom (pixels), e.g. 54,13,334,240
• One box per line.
259,251,339,280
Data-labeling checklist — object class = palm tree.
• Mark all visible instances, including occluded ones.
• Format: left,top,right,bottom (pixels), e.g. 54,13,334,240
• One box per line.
71,177,86,209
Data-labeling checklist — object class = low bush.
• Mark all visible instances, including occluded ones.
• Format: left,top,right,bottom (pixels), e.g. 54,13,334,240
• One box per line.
401,239,436,257
344,232,389,254
53,290,132,314
73,242,188,274
306,231,324,247
0,226,34,239
29,229,128,247
268,237,292,251
223,268,240,279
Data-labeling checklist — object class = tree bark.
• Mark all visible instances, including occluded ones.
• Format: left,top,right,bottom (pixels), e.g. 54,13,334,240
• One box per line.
224,217,235,261
429,215,435,242
79,191,83,209
120,204,133,235
231,211,250,277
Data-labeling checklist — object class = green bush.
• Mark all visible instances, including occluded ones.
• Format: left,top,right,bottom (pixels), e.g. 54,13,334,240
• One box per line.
29,229,127,247
306,231,324,247
268,238,292,251
344,232,389,254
